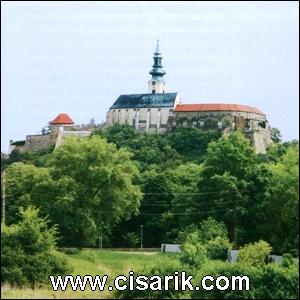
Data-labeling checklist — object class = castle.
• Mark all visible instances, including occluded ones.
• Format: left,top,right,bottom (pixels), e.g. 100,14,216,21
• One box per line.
106,40,272,153
10,41,272,154
9,113,92,153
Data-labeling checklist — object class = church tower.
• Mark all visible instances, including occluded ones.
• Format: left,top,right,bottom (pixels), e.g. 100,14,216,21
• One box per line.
148,40,166,94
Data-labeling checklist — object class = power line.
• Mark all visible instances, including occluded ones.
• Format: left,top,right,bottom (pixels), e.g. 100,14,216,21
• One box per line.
4,189,245,198
140,199,248,206
4,182,246,197
5,189,248,207
140,207,238,216
144,190,248,196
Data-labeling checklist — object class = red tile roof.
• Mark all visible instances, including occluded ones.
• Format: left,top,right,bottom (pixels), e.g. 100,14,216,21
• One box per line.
174,104,265,115
49,113,74,125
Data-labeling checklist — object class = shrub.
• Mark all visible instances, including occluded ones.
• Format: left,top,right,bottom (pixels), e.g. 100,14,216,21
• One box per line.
281,253,295,268
122,232,140,247
199,217,228,244
257,262,299,299
205,236,231,260
237,240,272,267
192,261,261,299
59,247,79,255
116,259,192,299
180,232,207,267
1,206,70,287
192,259,299,299
177,224,200,244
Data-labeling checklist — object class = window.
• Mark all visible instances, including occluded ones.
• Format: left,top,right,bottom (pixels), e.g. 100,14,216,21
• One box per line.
152,90,155,93
259,121,266,128
218,121,222,128
199,121,204,127
183,121,187,127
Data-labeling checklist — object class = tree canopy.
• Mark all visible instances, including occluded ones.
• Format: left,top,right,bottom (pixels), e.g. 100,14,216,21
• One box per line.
2,125,299,256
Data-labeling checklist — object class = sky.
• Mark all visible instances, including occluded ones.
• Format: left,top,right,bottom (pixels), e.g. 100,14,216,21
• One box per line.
1,1,299,152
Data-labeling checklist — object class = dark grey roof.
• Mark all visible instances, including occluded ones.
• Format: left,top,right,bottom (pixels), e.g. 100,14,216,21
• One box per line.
110,93,177,109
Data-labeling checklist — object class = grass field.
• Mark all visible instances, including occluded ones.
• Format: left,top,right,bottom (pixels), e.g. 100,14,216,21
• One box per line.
1,249,179,299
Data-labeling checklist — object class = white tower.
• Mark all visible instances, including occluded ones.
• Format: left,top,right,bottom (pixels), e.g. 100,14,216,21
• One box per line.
148,40,166,94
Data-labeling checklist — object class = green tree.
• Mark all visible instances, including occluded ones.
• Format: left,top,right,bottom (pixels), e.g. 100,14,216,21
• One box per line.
180,231,207,267
45,135,142,246
270,127,282,143
5,162,55,225
165,127,221,162
178,218,230,262
1,145,55,171
195,131,268,247
194,131,257,246
1,206,69,287
167,163,203,231
122,232,140,247
93,124,182,171
263,145,299,254
199,217,228,243
137,169,175,247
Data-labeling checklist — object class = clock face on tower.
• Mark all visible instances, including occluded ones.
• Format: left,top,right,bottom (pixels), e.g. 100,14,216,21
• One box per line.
152,81,156,86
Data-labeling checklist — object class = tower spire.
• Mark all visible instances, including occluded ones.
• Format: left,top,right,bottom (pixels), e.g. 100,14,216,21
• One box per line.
148,40,166,93
156,39,160,53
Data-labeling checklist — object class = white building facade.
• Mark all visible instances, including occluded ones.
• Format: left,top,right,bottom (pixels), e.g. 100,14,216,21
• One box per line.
106,40,179,133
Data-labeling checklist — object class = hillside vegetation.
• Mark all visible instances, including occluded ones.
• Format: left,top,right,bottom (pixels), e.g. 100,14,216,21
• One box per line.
1,125,299,298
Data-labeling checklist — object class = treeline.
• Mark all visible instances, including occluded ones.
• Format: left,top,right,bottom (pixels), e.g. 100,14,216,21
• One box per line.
1,125,299,256
116,219,298,299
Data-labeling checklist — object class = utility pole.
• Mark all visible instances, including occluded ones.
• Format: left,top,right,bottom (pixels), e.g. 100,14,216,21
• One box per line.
233,194,238,250
2,171,5,225
140,225,143,249
98,222,104,250
100,228,103,250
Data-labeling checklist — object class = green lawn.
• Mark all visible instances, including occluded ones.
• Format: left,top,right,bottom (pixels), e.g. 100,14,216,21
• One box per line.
1,249,179,299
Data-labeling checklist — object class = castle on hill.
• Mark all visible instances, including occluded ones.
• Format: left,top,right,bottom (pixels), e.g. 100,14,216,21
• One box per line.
9,41,272,154
106,40,272,153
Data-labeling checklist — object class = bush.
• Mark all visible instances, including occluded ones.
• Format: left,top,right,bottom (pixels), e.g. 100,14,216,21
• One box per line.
59,247,79,255
192,261,261,299
122,232,140,247
237,240,272,267
116,259,192,299
205,236,231,260
178,219,230,265
180,232,207,267
192,260,299,299
199,217,228,243
257,262,299,299
1,206,70,287
281,253,295,267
